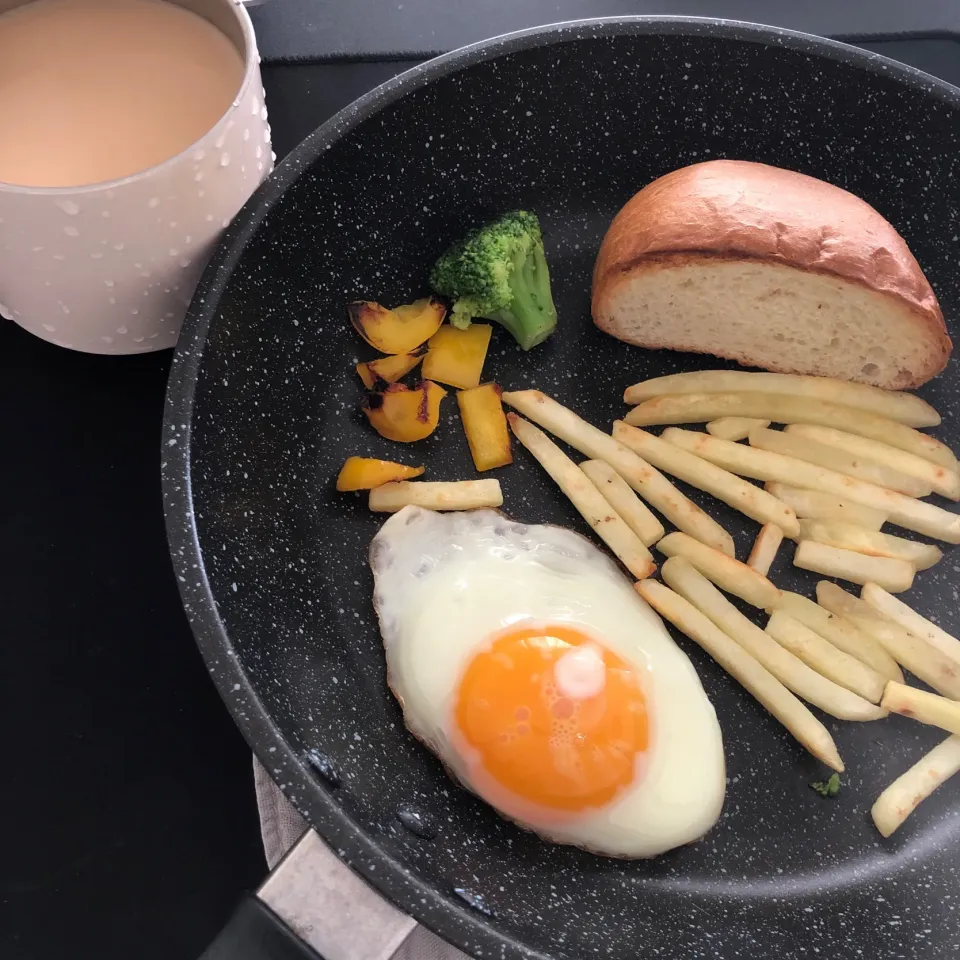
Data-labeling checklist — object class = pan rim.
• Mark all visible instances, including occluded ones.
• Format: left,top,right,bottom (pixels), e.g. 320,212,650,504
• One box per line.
162,15,960,959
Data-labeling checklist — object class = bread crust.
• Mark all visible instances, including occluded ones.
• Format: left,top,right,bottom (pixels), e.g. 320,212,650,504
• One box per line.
592,161,951,386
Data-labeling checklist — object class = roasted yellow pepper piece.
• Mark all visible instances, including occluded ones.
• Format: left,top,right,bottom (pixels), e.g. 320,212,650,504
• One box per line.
457,383,513,471
336,456,425,491
422,323,492,390
362,381,447,442
356,345,426,389
348,297,446,355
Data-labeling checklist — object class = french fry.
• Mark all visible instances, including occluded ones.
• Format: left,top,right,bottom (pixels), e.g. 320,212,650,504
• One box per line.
871,735,960,837
612,421,799,536
764,483,887,530
785,424,960,501
797,520,942,571
771,591,903,684
882,681,960,736
816,582,960,700
765,611,887,703
749,427,931,498
656,531,781,609
662,428,960,544
507,415,655,580
623,370,940,428
860,583,960,668
793,540,915,593
501,390,734,555
707,417,771,441
579,460,665,547
663,558,885,721
369,479,502,512
625,393,956,470
637,580,843,771
747,523,784,577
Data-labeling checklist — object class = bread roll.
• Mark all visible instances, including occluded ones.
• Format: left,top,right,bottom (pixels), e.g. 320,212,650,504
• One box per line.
592,160,951,389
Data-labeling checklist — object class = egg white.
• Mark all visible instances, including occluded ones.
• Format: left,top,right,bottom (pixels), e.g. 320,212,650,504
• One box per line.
370,506,726,858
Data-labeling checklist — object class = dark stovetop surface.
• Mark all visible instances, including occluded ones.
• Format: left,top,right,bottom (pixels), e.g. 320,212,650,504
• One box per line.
3,22,960,960
247,0,960,62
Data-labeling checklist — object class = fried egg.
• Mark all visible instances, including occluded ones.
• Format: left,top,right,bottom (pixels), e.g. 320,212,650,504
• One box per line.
370,506,725,858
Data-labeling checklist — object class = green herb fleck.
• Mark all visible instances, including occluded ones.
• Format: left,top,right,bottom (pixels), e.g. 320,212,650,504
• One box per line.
810,773,841,798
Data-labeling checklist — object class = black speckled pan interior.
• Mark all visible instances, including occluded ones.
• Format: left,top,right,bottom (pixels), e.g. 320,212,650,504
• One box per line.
163,18,960,960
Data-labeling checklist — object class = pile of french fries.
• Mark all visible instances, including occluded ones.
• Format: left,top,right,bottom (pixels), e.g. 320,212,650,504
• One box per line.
501,371,960,838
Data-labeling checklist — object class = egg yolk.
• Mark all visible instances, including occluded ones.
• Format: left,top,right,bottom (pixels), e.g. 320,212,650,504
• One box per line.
455,624,648,812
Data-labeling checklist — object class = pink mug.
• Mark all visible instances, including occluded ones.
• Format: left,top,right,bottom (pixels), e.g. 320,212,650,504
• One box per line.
0,0,272,354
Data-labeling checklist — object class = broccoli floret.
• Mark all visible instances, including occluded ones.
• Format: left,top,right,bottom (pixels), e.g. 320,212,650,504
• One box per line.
430,210,558,351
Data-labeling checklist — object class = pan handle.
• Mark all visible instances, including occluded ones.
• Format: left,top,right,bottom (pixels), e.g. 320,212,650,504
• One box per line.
200,829,418,960
201,894,323,959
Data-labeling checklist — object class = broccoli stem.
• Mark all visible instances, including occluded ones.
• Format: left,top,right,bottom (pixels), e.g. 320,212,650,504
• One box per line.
486,245,557,351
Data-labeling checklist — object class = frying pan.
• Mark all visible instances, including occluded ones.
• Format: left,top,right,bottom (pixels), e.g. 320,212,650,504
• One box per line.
163,16,960,960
